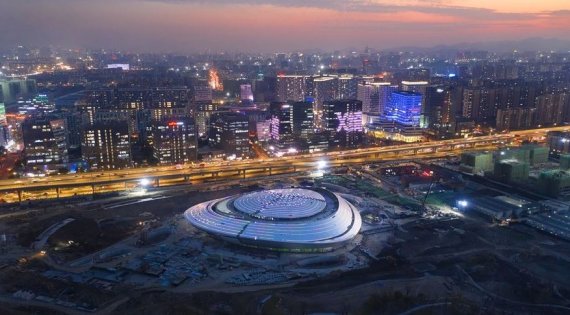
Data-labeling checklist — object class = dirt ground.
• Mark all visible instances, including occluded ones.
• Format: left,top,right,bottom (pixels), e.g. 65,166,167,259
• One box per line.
2,185,570,315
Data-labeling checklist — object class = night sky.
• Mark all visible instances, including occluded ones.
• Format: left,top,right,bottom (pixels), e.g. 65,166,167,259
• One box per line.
1,0,569,52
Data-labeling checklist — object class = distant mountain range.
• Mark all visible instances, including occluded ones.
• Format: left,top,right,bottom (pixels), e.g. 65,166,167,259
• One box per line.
388,37,570,54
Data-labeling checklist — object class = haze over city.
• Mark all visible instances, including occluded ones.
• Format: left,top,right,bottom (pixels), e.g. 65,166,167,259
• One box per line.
2,0,570,52
3,0,570,314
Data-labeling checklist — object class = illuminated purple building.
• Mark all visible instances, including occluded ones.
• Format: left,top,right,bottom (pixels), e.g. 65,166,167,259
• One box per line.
269,101,314,142
270,115,281,140
323,100,363,148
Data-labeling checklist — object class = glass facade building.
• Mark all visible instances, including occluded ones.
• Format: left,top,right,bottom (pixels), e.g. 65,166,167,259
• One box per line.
385,91,423,127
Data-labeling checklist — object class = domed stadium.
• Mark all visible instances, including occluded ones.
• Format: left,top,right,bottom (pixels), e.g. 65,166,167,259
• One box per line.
184,188,361,252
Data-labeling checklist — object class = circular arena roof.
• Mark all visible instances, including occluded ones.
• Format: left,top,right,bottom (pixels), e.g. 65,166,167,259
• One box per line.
233,188,326,219
184,188,361,252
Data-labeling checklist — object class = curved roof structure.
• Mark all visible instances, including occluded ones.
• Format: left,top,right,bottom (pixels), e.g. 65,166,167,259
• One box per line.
184,188,361,252
233,188,326,219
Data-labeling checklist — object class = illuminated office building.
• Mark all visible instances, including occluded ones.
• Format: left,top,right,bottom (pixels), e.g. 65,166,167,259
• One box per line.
82,122,131,169
323,100,363,148
276,75,307,102
313,77,338,129
150,117,197,165
240,84,254,102
22,116,68,168
209,112,250,159
385,91,423,127
401,81,429,127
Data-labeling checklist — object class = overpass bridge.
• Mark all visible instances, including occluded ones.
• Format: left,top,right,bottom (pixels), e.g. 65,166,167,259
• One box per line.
0,132,525,203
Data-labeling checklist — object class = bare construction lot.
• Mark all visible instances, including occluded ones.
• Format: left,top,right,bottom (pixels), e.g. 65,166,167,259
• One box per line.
1,174,570,314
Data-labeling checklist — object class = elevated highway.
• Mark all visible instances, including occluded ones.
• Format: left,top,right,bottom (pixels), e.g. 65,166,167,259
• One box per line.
0,126,560,203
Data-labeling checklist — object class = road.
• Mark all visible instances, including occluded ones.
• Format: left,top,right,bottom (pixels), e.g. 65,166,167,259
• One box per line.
0,153,20,180
251,141,270,159
0,126,560,203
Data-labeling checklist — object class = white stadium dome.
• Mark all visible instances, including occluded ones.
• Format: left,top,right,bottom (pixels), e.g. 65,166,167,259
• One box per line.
184,188,362,252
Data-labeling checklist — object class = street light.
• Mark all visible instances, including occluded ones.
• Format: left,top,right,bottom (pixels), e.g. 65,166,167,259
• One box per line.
457,200,468,208
140,178,150,187
317,160,328,170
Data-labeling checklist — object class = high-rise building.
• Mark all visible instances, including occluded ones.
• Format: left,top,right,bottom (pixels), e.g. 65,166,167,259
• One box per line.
402,69,431,82
59,110,83,149
117,88,152,110
547,131,570,158
291,101,315,138
193,83,217,137
495,107,536,131
323,100,363,133
0,102,8,146
148,106,189,122
323,100,363,148
78,88,116,125
209,112,250,158
82,122,131,169
256,120,272,142
270,103,292,141
245,110,270,137
276,75,307,102
269,101,314,141
83,88,116,109
536,93,570,127
270,115,281,141
357,82,394,126
150,87,191,117
401,81,428,127
22,116,68,168
240,84,254,102
461,87,499,124
0,102,6,126
495,82,541,110
93,109,137,135
357,82,392,115
313,77,338,129
6,113,25,149
149,117,197,165
337,75,358,100
151,87,190,107
424,86,457,137
385,91,423,127
17,94,55,115
193,85,213,103
0,79,37,104
194,100,219,137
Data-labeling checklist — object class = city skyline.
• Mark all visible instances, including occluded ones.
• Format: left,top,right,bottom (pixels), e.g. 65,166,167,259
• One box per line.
3,1,570,314
1,0,570,53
